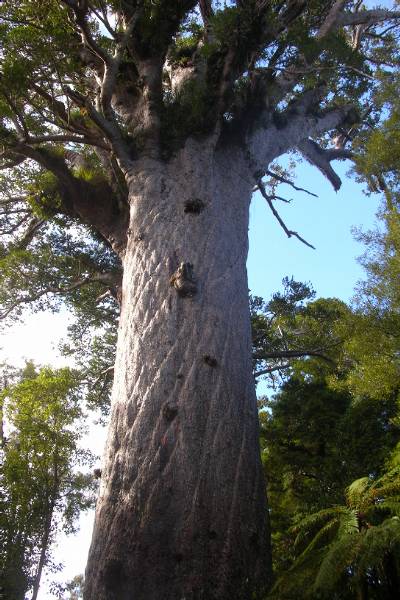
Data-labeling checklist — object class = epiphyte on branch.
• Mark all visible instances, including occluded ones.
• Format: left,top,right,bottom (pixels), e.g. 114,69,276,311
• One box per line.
170,262,197,297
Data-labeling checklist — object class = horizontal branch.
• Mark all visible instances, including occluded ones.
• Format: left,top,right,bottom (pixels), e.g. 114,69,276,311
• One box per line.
337,9,400,29
254,363,290,378
248,100,355,175
0,270,122,320
297,139,352,191
254,349,335,363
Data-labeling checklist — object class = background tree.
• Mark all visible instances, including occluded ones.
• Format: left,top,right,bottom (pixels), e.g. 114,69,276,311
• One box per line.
256,93,400,593
0,364,95,600
251,281,351,385
1,2,400,597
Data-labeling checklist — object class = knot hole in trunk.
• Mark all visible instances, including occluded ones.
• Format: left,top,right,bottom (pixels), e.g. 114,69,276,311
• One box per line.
170,262,197,297
184,198,206,214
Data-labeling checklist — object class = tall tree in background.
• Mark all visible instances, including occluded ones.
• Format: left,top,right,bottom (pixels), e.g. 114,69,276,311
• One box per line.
0,364,95,600
1,2,400,597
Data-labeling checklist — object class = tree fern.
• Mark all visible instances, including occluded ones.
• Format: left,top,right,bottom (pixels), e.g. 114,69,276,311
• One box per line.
346,477,371,510
357,517,400,573
314,532,363,593
269,468,400,599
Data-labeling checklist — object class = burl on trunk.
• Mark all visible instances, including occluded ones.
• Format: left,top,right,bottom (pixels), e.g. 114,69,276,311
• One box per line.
84,141,270,600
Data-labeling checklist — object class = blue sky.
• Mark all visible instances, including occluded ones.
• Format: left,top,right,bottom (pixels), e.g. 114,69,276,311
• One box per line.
248,0,394,303
248,159,380,303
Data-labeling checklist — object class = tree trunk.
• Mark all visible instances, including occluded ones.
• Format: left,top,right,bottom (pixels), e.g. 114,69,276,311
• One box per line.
84,140,270,600
31,507,53,600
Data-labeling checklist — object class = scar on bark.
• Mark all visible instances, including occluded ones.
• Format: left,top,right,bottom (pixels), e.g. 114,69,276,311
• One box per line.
184,198,205,214
170,262,197,297
102,558,124,590
203,355,218,367
163,402,178,421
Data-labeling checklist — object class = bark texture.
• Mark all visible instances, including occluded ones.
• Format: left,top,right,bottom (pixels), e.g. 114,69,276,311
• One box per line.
85,140,270,600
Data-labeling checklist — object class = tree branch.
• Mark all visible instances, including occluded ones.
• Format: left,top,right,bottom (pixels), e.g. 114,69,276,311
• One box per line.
14,217,46,250
297,139,352,191
254,349,335,362
255,363,290,378
337,9,400,30
257,179,315,249
264,169,318,197
247,103,355,181
0,270,122,320
64,87,133,171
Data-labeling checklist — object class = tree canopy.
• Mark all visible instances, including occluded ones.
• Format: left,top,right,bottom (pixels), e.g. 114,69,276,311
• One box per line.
1,1,400,331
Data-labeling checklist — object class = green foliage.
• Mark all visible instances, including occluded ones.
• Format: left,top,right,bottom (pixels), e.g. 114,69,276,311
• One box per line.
261,375,399,578
209,6,239,45
161,78,213,150
251,278,351,386
355,72,400,192
0,364,95,600
0,220,120,321
270,468,400,600
167,20,203,67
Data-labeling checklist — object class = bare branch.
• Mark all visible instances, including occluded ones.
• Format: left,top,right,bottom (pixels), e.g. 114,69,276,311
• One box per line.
257,179,315,249
64,87,132,170
316,0,347,39
62,0,111,64
265,169,318,197
255,363,290,378
248,103,355,177
87,1,117,38
100,11,141,120
26,134,108,148
199,0,213,26
91,365,114,388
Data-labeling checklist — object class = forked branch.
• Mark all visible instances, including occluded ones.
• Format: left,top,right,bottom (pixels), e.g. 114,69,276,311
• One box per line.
257,179,315,249
297,139,353,191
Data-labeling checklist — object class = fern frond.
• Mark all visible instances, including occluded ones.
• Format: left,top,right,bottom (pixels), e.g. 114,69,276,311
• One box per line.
346,477,370,509
293,507,348,548
314,533,362,593
338,509,359,537
356,517,400,574
295,519,341,568
370,499,400,517
270,549,326,599
371,481,400,500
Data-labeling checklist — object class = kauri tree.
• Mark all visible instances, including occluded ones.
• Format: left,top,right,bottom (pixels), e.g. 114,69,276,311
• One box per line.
1,1,400,598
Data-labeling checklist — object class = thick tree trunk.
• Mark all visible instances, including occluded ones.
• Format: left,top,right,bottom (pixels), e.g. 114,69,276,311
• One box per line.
85,140,270,600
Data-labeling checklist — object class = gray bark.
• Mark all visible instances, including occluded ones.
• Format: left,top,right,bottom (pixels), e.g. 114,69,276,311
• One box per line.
84,139,270,599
